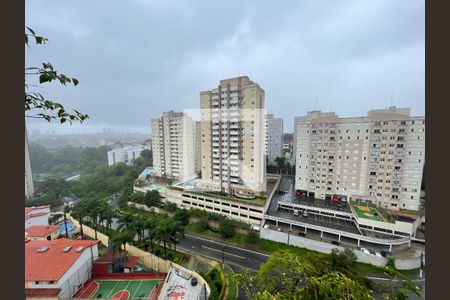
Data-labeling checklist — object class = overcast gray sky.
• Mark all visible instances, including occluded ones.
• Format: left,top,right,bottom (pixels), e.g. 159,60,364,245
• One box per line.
25,0,424,134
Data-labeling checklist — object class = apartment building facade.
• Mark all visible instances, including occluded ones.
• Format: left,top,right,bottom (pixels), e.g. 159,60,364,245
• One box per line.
199,76,266,197
151,111,198,180
107,145,149,166
292,116,304,164
265,114,283,163
295,107,425,211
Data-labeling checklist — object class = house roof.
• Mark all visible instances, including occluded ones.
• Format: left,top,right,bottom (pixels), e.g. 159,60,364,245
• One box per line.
25,238,99,282
123,256,140,269
26,225,59,237
25,207,50,220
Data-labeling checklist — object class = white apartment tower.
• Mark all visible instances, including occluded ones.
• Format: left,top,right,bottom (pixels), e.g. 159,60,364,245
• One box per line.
151,111,198,180
293,116,304,164
200,76,266,196
295,107,425,211
265,114,284,163
107,145,148,166
25,126,34,199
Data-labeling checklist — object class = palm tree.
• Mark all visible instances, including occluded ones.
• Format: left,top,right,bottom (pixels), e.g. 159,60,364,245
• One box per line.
102,207,116,234
168,220,184,252
117,214,134,232
145,218,157,252
72,200,89,239
63,205,71,238
154,219,172,257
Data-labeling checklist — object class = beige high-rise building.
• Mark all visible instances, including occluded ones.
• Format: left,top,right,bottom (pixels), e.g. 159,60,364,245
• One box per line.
199,76,266,196
295,107,425,211
25,126,34,199
151,111,198,180
193,121,202,176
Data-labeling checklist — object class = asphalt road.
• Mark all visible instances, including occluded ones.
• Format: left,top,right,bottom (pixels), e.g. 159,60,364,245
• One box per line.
177,233,269,273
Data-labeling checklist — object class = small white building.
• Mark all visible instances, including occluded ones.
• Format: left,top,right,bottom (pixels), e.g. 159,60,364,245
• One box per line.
25,206,50,229
25,238,99,299
107,145,149,166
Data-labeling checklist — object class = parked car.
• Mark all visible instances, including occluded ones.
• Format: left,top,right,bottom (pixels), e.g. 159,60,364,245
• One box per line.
251,225,261,232
369,249,376,255
374,251,383,258
302,210,309,218
276,227,282,232
293,209,299,216
360,248,371,255
340,198,348,206
380,251,393,258
295,190,301,197
264,224,270,229
331,240,340,246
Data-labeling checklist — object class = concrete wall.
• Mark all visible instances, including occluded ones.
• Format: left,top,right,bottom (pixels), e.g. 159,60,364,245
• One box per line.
260,227,421,270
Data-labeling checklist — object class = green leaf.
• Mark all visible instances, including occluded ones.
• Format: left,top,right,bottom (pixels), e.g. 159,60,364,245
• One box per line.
26,27,35,35
39,74,49,84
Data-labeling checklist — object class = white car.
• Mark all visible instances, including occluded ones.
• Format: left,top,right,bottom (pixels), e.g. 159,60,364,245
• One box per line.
360,248,371,255
293,209,299,216
264,224,270,229
374,251,383,258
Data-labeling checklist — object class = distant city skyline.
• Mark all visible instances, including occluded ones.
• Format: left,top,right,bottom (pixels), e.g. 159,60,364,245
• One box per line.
25,0,424,134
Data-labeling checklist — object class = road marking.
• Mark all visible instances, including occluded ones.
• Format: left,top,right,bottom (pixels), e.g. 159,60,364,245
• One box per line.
184,233,270,257
201,245,248,260
177,247,259,272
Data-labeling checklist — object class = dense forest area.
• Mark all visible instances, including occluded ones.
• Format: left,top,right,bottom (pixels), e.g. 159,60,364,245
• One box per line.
26,144,152,207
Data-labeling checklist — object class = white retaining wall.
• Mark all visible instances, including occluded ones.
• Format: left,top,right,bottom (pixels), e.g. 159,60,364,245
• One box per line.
260,228,422,270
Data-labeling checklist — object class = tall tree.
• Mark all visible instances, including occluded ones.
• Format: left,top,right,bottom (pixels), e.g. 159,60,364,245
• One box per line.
63,205,71,238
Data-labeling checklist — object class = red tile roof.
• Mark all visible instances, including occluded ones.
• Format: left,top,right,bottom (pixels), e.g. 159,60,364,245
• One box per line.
25,238,99,282
25,207,50,220
123,256,140,269
26,225,59,237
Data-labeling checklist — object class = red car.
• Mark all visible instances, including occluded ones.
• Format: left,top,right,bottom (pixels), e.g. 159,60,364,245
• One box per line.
295,190,301,197
332,195,340,204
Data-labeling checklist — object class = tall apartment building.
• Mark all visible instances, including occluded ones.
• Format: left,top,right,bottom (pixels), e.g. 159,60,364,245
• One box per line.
295,107,425,211
107,145,148,166
199,76,266,196
292,116,304,164
151,111,199,180
25,126,34,199
265,114,283,164
193,121,202,176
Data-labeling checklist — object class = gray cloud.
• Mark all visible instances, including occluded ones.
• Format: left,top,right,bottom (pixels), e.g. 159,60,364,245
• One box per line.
25,0,424,133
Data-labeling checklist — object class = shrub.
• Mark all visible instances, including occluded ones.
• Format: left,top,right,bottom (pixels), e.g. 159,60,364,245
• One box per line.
246,231,259,244
218,218,236,239
196,219,210,232
174,209,190,226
